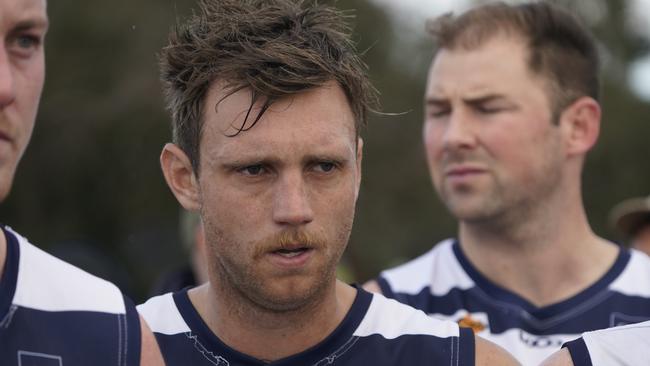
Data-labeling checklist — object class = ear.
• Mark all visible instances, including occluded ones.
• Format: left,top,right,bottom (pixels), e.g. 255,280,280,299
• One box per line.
160,143,201,211
558,96,601,156
354,137,363,201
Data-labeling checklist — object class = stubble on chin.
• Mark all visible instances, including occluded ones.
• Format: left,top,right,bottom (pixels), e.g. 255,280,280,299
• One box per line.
203,219,352,314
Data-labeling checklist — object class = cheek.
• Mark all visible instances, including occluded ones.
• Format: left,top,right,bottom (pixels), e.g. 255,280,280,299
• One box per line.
15,63,43,143
423,121,441,155
422,122,444,175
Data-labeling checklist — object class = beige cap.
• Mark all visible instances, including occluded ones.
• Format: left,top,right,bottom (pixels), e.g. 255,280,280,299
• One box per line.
610,195,650,237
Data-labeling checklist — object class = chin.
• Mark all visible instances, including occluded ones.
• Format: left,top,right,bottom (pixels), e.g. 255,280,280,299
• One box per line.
254,276,330,312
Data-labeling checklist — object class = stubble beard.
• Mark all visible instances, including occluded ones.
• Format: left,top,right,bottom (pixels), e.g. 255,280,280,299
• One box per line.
439,152,563,230
203,218,353,316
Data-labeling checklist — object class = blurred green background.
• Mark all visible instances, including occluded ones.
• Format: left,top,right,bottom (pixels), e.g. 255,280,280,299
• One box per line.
1,0,648,301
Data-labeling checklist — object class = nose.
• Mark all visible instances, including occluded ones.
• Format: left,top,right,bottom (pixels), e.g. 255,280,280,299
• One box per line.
441,109,477,151
0,46,16,108
272,171,314,226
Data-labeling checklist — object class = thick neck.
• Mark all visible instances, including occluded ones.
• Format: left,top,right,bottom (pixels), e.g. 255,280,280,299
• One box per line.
189,279,356,362
458,179,618,307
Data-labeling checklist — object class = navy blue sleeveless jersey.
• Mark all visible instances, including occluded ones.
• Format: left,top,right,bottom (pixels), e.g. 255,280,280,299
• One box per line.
0,226,141,366
138,286,475,365
375,239,650,365
563,320,650,366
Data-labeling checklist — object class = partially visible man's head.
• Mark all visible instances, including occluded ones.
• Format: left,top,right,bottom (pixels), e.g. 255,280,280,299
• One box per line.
427,1,599,122
0,0,47,200
610,195,650,255
160,0,376,174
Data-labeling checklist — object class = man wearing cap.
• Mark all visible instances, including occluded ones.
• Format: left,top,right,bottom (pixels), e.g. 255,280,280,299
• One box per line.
610,195,650,255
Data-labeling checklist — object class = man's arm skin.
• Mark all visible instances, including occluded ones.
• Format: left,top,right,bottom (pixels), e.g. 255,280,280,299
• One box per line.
476,336,521,366
539,348,574,366
140,315,165,366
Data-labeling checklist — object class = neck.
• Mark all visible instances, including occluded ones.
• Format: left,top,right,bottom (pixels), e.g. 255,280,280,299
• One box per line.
458,186,618,307
189,279,356,362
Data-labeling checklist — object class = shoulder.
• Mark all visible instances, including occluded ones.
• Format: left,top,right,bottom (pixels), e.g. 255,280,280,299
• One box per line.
356,293,518,365
475,336,520,366
354,291,476,364
2,228,143,366
545,321,650,366
539,348,574,366
377,239,461,292
609,248,650,298
9,227,128,315
581,321,650,365
138,292,191,336
355,291,461,339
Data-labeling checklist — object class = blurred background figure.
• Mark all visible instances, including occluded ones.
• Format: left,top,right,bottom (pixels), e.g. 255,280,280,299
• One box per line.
149,210,208,295
610,195,650,255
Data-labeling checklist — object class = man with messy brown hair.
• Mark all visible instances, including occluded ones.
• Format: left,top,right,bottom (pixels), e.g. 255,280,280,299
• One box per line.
138,0,516,365
365,2,650,365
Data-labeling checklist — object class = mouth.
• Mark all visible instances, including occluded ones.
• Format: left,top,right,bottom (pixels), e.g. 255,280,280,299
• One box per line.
445,166,486,177
273,247,312,258
0,131,12,143
266,244,315,268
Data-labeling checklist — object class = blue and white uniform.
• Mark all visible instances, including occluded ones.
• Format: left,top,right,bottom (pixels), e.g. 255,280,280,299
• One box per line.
138,286,475,365
563,320,650,366
0,226,141,366
375,239,650,365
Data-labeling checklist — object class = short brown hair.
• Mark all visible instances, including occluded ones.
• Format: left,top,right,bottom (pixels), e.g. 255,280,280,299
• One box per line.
427,1,600,122
160,0,377,173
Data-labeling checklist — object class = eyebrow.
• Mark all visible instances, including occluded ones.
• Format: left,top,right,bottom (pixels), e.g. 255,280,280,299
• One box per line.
12,18,50,33
463,94,507,105
425,97,449,107
425,94,508,106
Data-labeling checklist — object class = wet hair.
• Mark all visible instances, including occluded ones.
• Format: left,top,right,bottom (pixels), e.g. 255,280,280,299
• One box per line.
160,0,377,172
427,1,600,122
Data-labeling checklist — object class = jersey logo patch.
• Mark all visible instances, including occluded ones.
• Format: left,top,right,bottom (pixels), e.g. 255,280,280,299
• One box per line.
457,314,486,333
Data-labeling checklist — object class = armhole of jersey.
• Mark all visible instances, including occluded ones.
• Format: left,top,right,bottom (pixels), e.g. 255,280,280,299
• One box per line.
563,337,593,366
376,276,395,299
124,295,142,366
458,327,475,366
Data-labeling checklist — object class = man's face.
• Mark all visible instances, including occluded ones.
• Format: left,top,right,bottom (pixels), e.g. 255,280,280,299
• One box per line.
0,0,47,201
423,36,565,223
197,81,361,311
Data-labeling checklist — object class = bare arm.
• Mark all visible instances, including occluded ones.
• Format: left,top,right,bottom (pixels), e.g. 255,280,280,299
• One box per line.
475,336,521,366
538,348,574,366
139,315,165,366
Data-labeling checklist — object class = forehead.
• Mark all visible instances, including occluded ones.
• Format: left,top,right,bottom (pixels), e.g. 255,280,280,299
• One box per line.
200,81,357,160
426,35,546,98
0,0,47,30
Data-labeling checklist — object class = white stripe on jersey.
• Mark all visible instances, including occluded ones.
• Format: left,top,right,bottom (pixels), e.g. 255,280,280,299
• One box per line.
582,320,650,364
609,249,650,298
380,239,474,297
353,293,459,339
137,293,191,335
10,227,126,314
